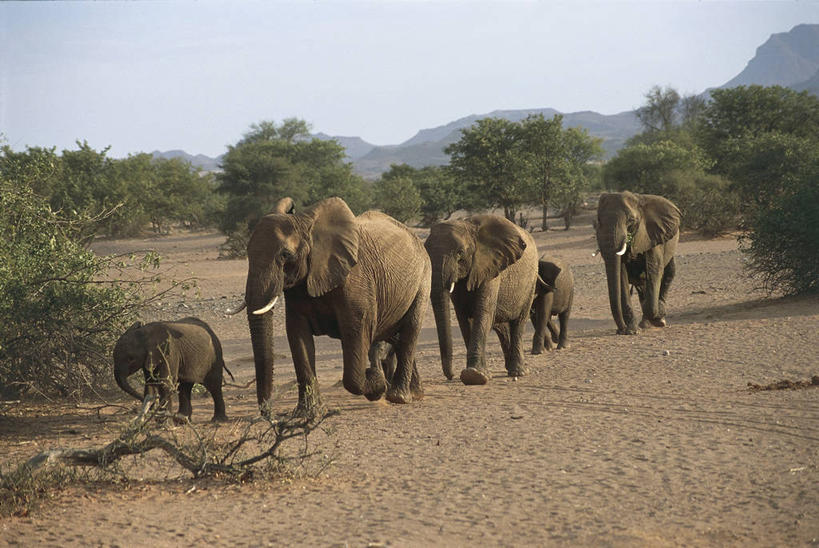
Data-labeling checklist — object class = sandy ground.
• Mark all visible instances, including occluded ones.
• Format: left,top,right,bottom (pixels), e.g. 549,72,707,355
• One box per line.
1,211,818,546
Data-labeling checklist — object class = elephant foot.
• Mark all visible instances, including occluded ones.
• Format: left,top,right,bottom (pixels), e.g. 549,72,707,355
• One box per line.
210,413,229,423
172,413,190,426
411,385,425,401
293,399,327,422
442,365,455,381
507,365,527,378
363,367,387,401
531,346,544,355
556,341,570,350
639,317,667,329
617,327,638,335
385,388,412,404
460,367,490,385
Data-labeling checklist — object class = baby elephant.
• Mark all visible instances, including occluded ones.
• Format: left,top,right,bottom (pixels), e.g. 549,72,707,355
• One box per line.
531,256,574,354
113,317,232,422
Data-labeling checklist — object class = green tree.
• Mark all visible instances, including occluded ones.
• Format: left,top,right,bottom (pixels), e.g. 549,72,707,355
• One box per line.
445,117,526,221
413,166,462,225
604,139,711,195
635,85,681,134
374,175,423,224
697,85,819,294
516,114,567,230
553,126,604,229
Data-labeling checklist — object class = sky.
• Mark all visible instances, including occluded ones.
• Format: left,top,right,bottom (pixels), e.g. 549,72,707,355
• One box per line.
1,1,817,158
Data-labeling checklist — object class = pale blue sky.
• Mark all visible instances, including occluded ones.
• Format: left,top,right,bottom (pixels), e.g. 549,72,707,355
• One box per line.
1,1,817,157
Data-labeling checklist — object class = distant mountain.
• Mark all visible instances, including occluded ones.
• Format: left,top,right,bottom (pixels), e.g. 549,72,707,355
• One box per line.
313,133,376,161
153,24,819,179
351,108,640,178
150,149,223,172
721,24,819,89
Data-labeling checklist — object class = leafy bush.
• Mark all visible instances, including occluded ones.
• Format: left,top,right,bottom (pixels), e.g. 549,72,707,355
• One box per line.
740,172,819,295
660,171,740,236
0,180,153,398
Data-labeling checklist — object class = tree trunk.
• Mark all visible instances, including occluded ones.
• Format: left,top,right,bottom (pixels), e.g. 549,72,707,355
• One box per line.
541,202,549,231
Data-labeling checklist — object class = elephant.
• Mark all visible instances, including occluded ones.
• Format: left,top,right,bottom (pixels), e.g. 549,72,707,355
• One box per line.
425,214,539,385
112,317,232,422
595,191,681,335
368,341,397,385
530,256,574,354
240,196,431,417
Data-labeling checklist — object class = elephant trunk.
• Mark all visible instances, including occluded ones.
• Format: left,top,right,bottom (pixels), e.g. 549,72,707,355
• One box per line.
246,269,282,410
248,311,275,409
604,253,627,333
114,362,143,401
430,259,456,380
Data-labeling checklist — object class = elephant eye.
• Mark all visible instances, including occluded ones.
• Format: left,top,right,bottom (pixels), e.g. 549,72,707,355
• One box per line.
279,248,294,261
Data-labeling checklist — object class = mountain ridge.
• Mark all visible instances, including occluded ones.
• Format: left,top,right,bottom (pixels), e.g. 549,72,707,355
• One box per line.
152,23,819,177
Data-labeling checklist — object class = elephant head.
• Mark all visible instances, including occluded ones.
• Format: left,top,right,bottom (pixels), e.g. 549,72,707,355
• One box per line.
595,191,680,333
424,215,527,379
244,196,360,407
113,321,145,400
113,321,182,412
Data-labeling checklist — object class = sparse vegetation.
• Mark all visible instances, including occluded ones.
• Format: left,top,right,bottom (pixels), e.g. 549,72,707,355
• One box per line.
0,409,336,518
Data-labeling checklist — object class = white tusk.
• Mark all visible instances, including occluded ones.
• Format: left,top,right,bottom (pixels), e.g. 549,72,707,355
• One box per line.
252,296,279,315
615,241,628,256
138,395,154,420
449,282,455,294
226,301,247,315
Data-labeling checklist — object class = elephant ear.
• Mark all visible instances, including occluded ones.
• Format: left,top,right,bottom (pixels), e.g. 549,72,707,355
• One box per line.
303,197,360,297
272,197,295,215
631,194,681,254
466,215,527,291
537,259,562,290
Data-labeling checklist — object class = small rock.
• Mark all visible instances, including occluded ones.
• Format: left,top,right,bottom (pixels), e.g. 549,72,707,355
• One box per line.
662,350,670,356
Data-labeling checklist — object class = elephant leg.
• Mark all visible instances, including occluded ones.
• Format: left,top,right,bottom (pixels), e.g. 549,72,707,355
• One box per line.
177,381,193,421
286,311,324,419
656,257,676,322
387,294,425,404
494,322,512,364
639,251,666,329
620,262,637,334
203,366,228,422
546,318,558,350
530,293,550,355
460,282,499,386
556,296,571,350
342,319,387,403
506,316,528,377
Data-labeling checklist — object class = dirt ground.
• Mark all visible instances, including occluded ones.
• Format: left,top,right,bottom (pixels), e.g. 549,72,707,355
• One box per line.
2,211,818,546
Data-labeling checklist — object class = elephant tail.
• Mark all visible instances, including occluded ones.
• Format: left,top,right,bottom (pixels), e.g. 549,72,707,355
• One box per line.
223,363,235,383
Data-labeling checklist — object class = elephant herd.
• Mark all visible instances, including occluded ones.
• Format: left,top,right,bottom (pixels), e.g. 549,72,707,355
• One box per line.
113,191,681,422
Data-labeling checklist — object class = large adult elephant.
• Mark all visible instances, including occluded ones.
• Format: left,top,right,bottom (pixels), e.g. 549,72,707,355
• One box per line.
425,214,538,385
596,191,681,335
240,197,430,417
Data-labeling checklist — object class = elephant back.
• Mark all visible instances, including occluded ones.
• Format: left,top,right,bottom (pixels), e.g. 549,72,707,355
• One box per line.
495,224,539,322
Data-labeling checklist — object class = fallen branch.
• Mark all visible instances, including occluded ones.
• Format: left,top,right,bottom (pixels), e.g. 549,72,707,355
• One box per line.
20,409,338,479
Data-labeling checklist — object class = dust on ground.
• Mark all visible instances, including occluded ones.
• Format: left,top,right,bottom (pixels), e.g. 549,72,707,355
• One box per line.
2,213,817,546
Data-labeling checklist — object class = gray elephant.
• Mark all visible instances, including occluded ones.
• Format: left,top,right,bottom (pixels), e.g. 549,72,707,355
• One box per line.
238,196,431,418
368,341,397,385
530,256,574,354
113,317,232,422
595,191,680,335
425,214,539,385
